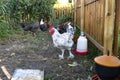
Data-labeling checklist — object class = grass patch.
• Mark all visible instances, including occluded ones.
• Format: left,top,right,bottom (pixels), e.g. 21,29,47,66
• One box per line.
0,22,22,40
44,74,55,80
87,42,102,60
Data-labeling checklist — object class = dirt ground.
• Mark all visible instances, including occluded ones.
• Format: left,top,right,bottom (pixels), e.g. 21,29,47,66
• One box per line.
0,30,95,80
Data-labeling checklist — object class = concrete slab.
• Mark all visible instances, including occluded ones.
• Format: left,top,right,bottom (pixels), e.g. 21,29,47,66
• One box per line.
11,69,44,80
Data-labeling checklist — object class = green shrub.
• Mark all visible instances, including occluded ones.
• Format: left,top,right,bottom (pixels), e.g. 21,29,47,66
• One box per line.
58,14,74,25
0,0,57,28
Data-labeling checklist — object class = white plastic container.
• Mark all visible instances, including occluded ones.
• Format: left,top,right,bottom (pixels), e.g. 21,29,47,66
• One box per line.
76,32,88,52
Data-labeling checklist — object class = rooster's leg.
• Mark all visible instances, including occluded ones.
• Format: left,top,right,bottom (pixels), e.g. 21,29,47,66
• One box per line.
59,49,65,60
68,50,74,59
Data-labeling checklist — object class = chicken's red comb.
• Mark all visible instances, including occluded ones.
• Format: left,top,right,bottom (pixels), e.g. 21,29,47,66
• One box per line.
49,26,54,30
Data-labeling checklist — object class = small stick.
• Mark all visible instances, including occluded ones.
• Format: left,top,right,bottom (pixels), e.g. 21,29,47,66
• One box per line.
1,66,12,80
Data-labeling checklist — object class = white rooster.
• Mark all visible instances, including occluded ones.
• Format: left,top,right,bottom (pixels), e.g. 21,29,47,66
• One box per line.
49,23,75,60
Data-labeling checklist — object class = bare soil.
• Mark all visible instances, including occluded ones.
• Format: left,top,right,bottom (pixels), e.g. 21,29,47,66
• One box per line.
0,30,95,80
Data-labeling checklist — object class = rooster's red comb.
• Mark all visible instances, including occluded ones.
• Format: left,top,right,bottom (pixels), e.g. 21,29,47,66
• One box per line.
49,26,54,30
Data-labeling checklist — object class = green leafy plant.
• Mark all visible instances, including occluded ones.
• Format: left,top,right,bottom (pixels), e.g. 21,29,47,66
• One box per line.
58,14,74,25
0,0,57,40
0,21,22,40
0,0,56,27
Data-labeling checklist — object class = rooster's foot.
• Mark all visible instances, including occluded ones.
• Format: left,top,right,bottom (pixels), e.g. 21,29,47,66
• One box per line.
68,55,74,59
59,55,64,60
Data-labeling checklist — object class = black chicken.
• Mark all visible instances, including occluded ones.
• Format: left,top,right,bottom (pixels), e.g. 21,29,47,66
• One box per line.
57,22,76,34
20,21,39,36
39,19,49,31
58,22,69,34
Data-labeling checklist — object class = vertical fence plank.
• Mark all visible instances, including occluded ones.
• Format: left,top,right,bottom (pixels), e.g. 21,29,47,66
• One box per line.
103,0,115,55
94,1,97,40
84,2,89,33
81,0,85,31
100,0,105,45
97,1,101,43
74,0,77,25
113,0,120,56
92,2,96,37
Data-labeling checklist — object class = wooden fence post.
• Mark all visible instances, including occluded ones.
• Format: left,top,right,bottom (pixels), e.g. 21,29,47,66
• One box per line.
81,0,85,31
104,0,115,55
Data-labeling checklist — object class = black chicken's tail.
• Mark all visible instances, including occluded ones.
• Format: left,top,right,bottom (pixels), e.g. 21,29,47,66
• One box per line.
20,23,25,28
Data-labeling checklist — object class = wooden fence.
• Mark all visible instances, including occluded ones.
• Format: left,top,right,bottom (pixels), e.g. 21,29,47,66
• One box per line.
74,0,119,56
53,3,74,20
75,0,105,51
53,0,119,56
